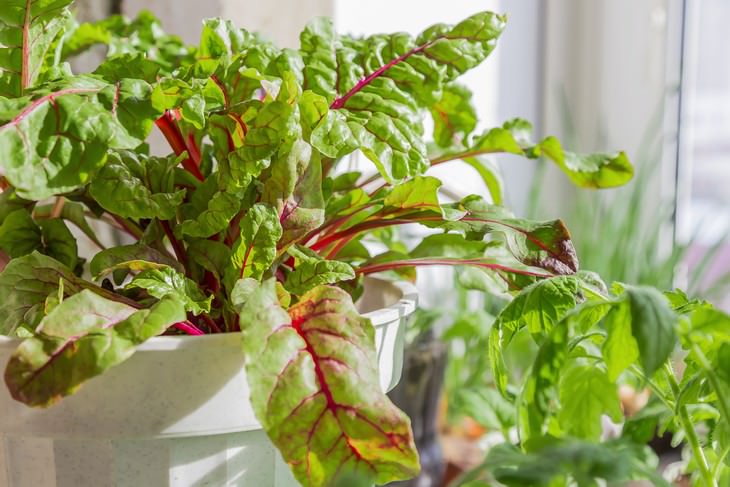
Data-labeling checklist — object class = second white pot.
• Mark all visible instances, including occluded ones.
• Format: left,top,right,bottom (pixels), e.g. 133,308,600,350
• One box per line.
0,277,417,487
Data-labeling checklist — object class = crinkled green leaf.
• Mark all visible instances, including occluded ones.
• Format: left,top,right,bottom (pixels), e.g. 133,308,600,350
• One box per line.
199,17,252,59
300,12,505,182
229,203,282,281
0,0,74,97
424,196,579,275
237,280,419,486
178,190,240,238
262,139,324,249
410,233,489,259
309,108,359,158
89,243,183,279
126,266,212,315
187,238,231,281
0,76,160,199
0,252,85,335
557,361,623,440
430,83,477,147
89,150,185,220
433,118,634,189
285,247,355,295
61,10,193,74
4,290,185,407
93,53,161,83
383,175,441,213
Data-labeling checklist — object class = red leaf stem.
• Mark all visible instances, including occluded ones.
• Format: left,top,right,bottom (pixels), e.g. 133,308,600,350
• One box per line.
154,111,204,181
200,313,222,334
21,0,31,91
160,219,188,271
329,41,433,109
355,258,554,279
172,320,205,335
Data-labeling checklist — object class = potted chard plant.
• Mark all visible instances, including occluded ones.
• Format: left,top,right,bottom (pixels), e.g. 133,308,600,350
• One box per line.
0,3,635,486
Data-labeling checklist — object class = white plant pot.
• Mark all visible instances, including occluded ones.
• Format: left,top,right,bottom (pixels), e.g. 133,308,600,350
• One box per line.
0,277,417,487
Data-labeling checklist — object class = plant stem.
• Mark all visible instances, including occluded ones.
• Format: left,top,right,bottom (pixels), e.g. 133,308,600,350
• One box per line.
173,321,205,336
155,111,205,181
110,214,143,239
50,196,65,218
664,363,716,487
90,285,142,309
160,220,188,270
200,313,222,334
330,40,434,109
355,257,554,279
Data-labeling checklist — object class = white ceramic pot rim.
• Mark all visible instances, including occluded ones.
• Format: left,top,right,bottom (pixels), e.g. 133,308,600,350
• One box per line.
0,279,418,351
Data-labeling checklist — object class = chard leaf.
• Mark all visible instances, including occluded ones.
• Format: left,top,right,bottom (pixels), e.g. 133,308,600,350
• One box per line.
4,291,185,407
37,218,77,270
89,151,185,221
89,243,183,279
0,0,73,97
430,83,477,147
309,108,359,159
33,200,103,249
237,280,419,486
424,197,579,275
0,252,85,335
460,156,504,205
0,209,77,268
126,267,212,315
263,139,325,249
0,76,160,199
178,190,241,238
61,10,193,74
93,53,162,83
433,118,634,189
0,208,40,258
300,12,505,182
410,233,489,258
199,18,252,59
557,361,623,440
285,247,355,295
383,175,441,213
229,203,282,281
0,189,33,223
187,238,231,280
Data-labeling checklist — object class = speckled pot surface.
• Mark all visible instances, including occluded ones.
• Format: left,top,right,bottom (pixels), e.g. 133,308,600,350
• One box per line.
0,278,417,487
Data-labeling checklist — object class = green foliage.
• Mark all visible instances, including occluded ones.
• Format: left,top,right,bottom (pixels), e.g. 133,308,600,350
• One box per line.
0,5,649,486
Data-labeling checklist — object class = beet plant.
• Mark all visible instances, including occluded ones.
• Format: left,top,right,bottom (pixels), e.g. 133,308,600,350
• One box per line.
11,3,725,486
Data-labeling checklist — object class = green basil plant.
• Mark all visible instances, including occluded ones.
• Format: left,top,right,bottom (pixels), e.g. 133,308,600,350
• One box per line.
9,3,720,486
